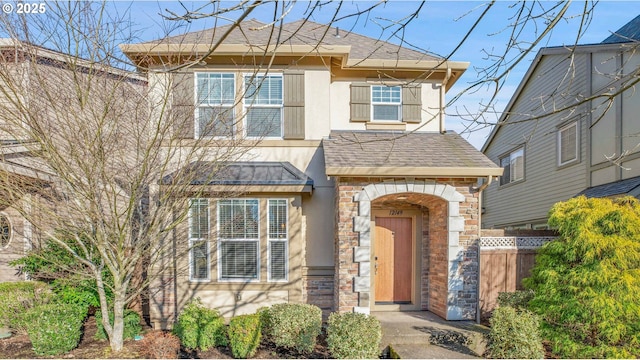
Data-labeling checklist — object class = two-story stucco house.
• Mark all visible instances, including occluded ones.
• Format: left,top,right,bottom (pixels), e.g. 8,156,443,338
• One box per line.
482,15,640,229
121,19,502,328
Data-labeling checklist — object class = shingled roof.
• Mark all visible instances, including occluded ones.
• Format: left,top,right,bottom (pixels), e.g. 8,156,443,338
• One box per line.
576,175,640,198
145,18,439,63
602,14,640,44
323,130,502,177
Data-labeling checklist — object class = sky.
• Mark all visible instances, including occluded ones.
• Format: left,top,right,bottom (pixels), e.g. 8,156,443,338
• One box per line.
9,1,640,149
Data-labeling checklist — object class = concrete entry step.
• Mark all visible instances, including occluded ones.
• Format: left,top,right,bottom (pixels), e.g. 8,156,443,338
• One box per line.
373,311,488,359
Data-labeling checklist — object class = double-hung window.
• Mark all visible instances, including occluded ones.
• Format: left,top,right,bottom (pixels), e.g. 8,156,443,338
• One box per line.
189,199,210,281
558,122,578,166
218,199,260,281
268,199,288,282
371,85,401,121
244,74,283,138
500,147,524,185
196,73,235,137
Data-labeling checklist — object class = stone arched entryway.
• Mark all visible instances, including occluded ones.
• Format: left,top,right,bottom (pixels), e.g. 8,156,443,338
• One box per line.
335,178,477,320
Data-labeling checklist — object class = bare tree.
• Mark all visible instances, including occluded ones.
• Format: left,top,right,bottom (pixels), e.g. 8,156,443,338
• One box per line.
0,1,261,352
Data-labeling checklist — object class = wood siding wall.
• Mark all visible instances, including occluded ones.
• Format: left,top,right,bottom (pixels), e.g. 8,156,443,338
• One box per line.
482,53,589,228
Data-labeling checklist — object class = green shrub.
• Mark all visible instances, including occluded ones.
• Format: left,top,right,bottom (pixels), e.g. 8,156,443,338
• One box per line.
327,312,382,359
496,289,534,310
0,281,52,333
228,314,261,359
51,279,101,308
139,330,181,359
23,303,87,355
95,309,142,340
525,196,640,358
487,306,544,359
263,303,322,354
172,298,227,351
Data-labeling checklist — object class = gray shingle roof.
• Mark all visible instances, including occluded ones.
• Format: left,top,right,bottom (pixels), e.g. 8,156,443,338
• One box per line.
602,14,640,44
576,175,640,198
149,18,439,62
162,161,313,186
322,130,501,176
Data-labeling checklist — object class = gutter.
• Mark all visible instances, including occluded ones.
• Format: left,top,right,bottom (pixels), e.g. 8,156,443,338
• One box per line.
476,175,494,324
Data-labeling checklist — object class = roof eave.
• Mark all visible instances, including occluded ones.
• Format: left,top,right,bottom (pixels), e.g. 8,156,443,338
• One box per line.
325,166,503,177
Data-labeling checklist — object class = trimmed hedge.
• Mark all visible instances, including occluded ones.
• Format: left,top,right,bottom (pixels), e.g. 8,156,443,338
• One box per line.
487,306,544,359
496,289,534,310
228,314,262,359
95,309,142,340
23,303,87,355
327,312,382,359
263,303,322,354
0,281,52,333
173,298,227,351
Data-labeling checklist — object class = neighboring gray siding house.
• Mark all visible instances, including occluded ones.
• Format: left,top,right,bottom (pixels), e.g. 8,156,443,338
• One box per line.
482,15,640,229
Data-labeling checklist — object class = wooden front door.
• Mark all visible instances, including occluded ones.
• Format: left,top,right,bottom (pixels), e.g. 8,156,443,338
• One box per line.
374,217,412,303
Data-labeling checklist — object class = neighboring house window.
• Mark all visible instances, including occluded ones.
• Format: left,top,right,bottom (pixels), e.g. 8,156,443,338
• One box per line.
268,199,288,282
218,199,260,281
371,85,401,121
558,122,578,166
189,199,210,281
244,74,283,138
500,147,524,185
196,73,235,137
0,214,10,249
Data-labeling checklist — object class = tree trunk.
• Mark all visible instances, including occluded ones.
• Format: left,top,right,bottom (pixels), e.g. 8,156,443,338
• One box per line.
110,296,125,352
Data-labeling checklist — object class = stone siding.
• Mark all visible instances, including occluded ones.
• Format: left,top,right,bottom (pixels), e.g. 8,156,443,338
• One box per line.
334,177,481,320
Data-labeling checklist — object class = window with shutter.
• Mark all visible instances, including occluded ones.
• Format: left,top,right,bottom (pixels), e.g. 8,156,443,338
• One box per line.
371,86,402,121
499,147,525,186
244,75,283,138
558,122,578,166
268,199,288,281
189,199,210,281
218,199,260,281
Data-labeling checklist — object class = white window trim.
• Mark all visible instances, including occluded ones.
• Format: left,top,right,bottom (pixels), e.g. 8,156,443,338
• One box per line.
217,198,261,282
243,73,284,139
267,199,289,283
194,72,236,139
188,199,210,282
371,85,402,122
557,121,579,167
499,146,525,186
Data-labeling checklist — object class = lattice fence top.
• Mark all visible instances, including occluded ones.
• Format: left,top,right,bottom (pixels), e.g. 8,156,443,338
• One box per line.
480,237,555,249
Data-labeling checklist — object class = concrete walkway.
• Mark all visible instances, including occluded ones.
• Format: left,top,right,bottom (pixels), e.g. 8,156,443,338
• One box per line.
372,311,489,359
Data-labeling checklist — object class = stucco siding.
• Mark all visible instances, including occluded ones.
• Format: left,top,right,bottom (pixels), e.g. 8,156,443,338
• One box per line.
483,53,589,228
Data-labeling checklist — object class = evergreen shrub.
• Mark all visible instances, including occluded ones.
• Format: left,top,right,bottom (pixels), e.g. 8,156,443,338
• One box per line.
172,298,227,351
23,303,87,355
326,312,382,359
262,303,322,354
95,309,141,340
228,314,261,359
0,281,52,333
487,306,544,359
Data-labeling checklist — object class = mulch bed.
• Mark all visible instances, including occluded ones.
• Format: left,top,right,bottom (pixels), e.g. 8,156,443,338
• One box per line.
0,316,332,359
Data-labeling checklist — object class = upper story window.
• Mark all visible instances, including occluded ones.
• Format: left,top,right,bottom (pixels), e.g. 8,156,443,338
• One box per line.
371,85,401,121
500,147,524,185
244,74,283,138
558,121,578,166
196,73,235,137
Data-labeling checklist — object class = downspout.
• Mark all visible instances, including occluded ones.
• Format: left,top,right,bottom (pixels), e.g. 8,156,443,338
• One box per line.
476,175,493,324
440,68,452,134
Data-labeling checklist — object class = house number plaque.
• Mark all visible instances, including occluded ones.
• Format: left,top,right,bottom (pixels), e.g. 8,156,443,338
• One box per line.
389,210,403,215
